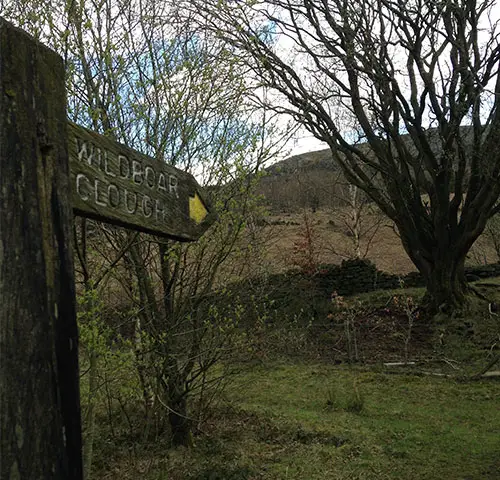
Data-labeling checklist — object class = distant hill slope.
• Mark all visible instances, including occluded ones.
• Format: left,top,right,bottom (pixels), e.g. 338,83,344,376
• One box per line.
257,127,476,213
257,146,348,213
265,148,338,175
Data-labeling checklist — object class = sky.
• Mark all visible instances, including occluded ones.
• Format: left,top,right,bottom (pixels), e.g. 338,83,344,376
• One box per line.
288,129,327,156
260,0,500,162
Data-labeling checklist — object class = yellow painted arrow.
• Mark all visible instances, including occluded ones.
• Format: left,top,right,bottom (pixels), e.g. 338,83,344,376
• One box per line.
189,192,208,224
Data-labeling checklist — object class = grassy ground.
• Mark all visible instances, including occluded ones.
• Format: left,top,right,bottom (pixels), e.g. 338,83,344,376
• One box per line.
91,279,500,480
99,361,500,480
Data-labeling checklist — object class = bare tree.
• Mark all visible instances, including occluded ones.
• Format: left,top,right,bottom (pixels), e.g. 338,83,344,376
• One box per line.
179,0,500,314
62,0,279,448
326,183,386,260
3,0,282,451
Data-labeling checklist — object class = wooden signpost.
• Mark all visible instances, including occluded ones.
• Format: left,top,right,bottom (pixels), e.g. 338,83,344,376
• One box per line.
68,122,215,240
0,18,215,480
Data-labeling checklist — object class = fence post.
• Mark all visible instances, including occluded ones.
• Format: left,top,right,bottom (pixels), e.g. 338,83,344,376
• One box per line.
0,18,82,479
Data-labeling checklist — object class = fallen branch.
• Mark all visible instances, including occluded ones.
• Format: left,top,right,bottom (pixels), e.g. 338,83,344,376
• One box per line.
469,354,500,380
383,362,416,367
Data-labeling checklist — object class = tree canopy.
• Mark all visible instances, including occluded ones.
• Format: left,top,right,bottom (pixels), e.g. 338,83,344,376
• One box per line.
177,0,500,312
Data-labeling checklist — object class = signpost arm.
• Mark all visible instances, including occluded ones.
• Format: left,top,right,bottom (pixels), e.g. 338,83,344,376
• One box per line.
0,18,83,479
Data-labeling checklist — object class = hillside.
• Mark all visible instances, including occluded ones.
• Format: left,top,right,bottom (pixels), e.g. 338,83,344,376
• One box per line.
257,148,347,213
257,127,475,214
266,148,337,175
247,144,498,276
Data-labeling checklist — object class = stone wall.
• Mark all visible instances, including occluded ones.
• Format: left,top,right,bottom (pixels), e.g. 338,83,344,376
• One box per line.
314,258,500,297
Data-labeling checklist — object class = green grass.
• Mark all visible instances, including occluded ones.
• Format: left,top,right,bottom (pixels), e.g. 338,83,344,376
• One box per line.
90,280,500,479
116,360,500,480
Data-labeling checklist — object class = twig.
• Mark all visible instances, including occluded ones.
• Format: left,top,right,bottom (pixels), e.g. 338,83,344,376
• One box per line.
441,357,461,371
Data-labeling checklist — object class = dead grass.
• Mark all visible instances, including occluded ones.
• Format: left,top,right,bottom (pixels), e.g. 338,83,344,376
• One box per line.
250,207,500,277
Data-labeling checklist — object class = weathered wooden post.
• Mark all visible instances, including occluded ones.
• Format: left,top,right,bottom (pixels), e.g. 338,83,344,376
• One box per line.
0,18,83,479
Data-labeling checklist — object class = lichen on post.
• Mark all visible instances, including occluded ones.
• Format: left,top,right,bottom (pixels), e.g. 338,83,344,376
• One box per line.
0,18,83,479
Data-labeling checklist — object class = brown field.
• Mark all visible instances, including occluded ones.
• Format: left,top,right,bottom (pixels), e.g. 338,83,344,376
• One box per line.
241,207,499,278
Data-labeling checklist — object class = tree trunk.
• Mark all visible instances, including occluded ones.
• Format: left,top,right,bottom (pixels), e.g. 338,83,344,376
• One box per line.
348,185,362,259
168,393,193,447
83,350,98,480
421,254,468,315
397,214,473,316
158,242,194,447
127,240,195,447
